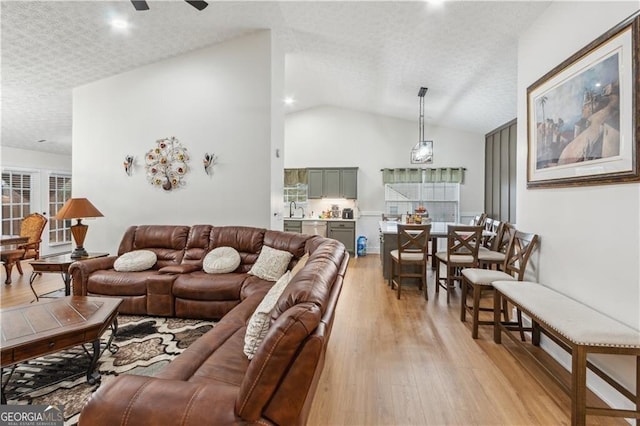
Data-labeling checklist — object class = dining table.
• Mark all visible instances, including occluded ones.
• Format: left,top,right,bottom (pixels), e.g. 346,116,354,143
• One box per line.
378,221,495,279
1,235,29,285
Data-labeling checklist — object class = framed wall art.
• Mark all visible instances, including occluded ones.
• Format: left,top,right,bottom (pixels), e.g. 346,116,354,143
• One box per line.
527,12,639,188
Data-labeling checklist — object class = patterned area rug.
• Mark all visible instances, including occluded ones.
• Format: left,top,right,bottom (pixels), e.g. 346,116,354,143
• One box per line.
2,315,216,425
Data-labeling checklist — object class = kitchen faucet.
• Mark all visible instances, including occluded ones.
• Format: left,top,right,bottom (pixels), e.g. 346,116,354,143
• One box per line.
297,206,305,218
289,201,297,218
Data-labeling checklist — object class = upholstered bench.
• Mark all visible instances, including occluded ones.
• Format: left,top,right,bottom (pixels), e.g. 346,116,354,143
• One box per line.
492,280,640,426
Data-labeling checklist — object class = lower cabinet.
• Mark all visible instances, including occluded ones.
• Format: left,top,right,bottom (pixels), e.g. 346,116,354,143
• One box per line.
284,220,302,233
327,221,355,255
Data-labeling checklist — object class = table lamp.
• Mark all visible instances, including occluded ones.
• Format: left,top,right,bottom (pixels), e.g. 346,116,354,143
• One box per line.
54,198,104,258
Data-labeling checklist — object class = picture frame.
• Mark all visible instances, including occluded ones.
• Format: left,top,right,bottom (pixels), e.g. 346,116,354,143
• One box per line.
527,12,639,188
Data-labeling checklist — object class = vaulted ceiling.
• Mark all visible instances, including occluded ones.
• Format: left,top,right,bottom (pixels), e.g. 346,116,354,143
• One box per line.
1,1,550,155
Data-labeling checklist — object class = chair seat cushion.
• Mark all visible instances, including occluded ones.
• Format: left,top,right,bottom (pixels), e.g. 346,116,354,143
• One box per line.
478,251,506,262
390,249,425,262
435,252,474,264
462,268,514,285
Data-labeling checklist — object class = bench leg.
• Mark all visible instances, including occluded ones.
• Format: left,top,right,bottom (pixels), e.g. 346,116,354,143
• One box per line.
571,345,587,426
532,320,541,346
636,356,640,417
493,291,502,344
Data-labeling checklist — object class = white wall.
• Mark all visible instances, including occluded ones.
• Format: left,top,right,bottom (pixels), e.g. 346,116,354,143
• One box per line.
284,106,486,252
73,31,282,254
518,1,639,412
1,147,73,255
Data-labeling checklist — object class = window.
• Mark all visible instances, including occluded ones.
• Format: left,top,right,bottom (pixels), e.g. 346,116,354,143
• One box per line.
284,184,308,204
49,174,72,244
384,182,460,223
1,171,32,235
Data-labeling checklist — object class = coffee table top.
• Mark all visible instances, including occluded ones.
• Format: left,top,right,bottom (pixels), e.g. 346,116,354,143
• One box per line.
29,252,109,267
1,296,122,366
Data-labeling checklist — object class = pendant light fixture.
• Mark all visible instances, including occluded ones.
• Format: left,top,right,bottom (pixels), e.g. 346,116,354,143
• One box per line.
410,87,434,164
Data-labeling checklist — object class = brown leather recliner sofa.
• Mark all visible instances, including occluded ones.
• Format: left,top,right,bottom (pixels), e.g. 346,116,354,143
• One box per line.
71,225,349,426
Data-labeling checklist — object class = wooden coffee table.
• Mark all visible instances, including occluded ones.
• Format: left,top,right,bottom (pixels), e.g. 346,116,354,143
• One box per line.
29,252,109,301
0,296,122,404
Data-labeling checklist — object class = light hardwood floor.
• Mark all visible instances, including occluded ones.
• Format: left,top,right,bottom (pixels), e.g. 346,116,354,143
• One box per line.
1,257,627,425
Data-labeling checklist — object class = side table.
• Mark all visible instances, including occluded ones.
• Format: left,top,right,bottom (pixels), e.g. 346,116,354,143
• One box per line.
29,252,109,301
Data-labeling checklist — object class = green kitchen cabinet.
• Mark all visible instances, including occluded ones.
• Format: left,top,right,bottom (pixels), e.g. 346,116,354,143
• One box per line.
327,221,355,254
306,168,358,199
322,169,341,198
340,168,358,199
284,220,302,233
307,169,324,199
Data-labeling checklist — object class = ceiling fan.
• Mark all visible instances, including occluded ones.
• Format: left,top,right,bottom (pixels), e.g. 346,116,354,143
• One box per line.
131,1,209,11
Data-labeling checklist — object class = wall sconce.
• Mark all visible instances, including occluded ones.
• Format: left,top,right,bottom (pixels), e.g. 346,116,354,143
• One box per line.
124,155,134,176
203,153,217,175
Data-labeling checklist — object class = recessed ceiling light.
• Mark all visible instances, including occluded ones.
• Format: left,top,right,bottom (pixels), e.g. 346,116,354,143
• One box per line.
110,19,129,30
284,97,295,105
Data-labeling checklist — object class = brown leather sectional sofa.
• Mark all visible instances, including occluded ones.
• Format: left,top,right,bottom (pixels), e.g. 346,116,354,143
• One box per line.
71,225,349,425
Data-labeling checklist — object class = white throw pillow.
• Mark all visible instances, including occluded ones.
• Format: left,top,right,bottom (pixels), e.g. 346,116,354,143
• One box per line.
113,250,157,272
248,246,293,281
203,246,241,274
244,271,292,359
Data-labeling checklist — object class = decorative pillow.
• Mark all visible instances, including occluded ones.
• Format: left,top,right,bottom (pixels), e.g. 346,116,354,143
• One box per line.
244,271,292,359
248,246,293,281
113,250,157,272
289,252,310,278
203,246,241,274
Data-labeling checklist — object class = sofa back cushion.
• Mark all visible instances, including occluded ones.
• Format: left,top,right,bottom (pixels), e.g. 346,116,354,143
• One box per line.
118,225,190,268
182,224,212,265
263,230,311,268
271,239,345,320
209,227,265,273
235,302,321,421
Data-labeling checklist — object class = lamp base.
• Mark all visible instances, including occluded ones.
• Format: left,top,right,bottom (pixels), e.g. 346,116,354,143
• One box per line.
71,247,89,258
70,220,89,259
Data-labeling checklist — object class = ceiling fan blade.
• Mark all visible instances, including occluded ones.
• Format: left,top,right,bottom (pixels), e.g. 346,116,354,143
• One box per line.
131,0,149,11
185,1,208,11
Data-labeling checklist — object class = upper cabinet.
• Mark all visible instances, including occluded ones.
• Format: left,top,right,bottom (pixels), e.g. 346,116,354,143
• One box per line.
307,168,358,199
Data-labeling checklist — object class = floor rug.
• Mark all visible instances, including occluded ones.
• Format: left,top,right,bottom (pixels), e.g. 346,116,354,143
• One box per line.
2,315,216,425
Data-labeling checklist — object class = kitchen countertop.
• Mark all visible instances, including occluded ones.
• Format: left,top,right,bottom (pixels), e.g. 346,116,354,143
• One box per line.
284,217,356,222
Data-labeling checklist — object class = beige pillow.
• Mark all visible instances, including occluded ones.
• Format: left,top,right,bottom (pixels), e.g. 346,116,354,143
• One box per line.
248,246,293,281
290,252,310,277
244,271,292,359
203,246,241,274
114,250,157,272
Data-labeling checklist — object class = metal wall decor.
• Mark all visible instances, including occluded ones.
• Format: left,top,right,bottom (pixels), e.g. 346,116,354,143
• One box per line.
145,137,190,191
203,153,217,175
123,155,134,176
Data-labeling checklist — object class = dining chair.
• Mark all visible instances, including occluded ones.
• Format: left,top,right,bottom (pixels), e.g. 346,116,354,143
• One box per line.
460,230,539,339
390,224,431,300
434,225,483,303
478,221,514,270
470,213,487,227
381,213,401,222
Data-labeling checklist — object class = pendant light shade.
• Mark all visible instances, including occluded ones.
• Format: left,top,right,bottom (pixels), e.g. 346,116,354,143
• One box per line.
410,87,434,164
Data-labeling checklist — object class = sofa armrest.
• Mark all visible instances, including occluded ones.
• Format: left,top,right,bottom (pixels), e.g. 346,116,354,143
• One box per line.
69,256,117,296
79,375,253,426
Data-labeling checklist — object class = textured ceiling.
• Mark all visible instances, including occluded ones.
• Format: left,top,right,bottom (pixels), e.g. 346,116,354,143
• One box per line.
1,0,551,155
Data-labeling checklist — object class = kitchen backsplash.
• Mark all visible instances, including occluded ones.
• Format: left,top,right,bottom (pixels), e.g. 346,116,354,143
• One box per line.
285,199,357,219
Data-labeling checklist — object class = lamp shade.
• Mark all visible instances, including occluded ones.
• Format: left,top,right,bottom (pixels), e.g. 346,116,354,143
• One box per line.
55,198,104,220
